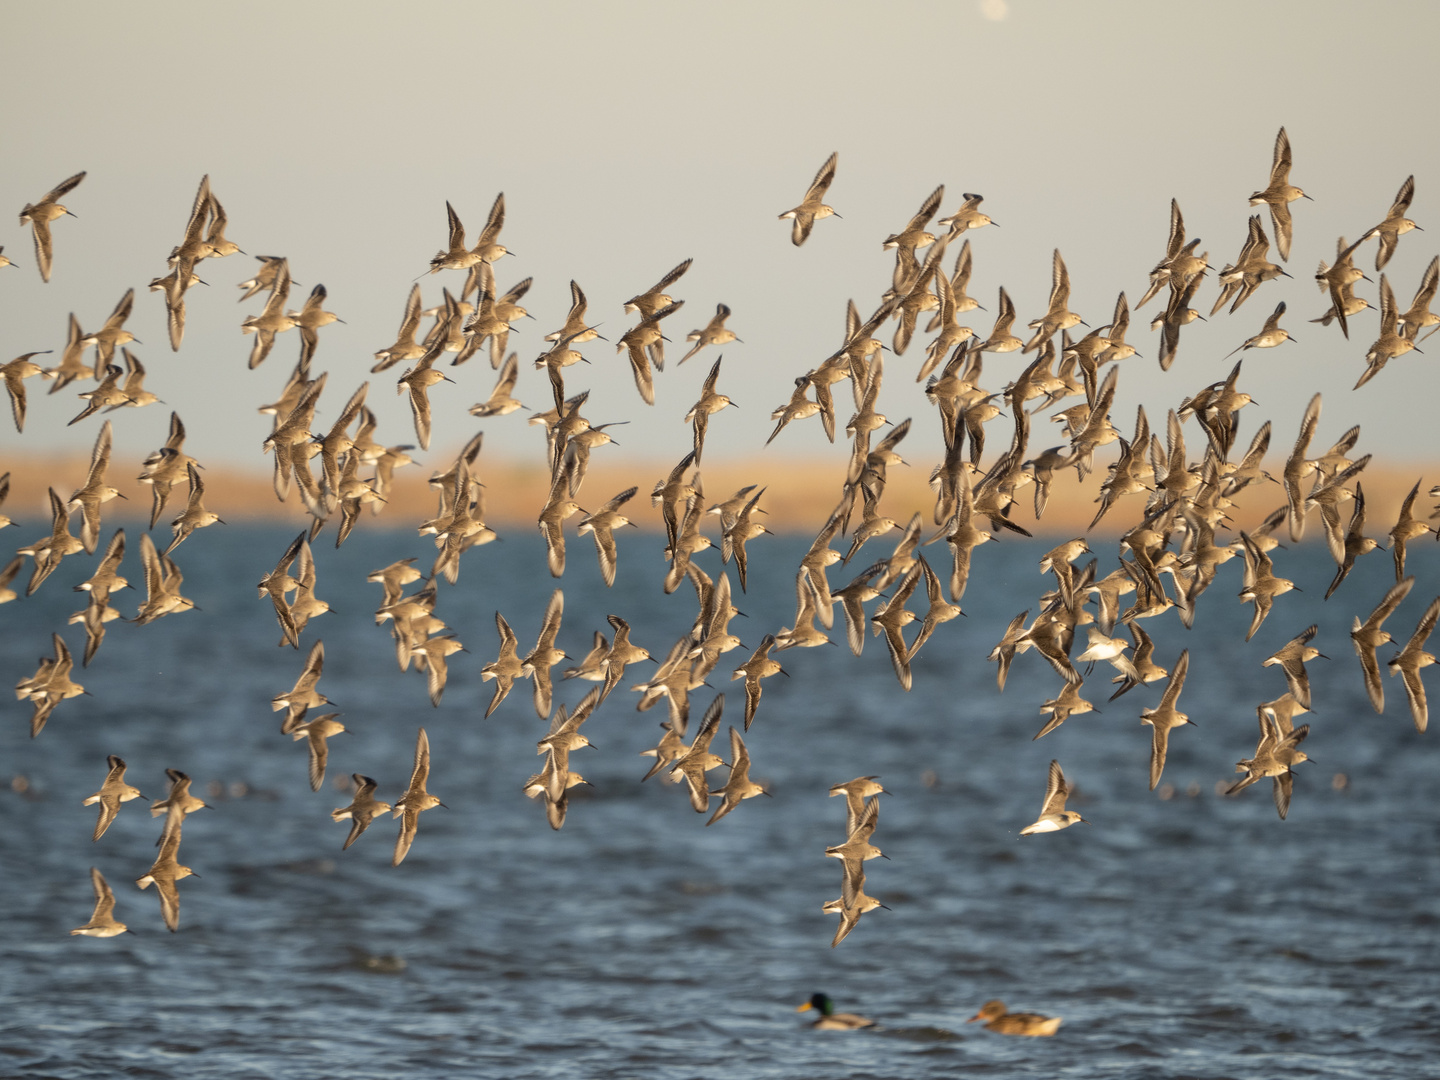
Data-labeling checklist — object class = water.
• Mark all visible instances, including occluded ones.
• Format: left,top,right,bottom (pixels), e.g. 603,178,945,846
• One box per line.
2,521,1437,1078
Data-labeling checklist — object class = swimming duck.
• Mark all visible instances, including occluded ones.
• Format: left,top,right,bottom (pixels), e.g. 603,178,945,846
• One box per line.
966,1000,1062,1036
796,993,875,1030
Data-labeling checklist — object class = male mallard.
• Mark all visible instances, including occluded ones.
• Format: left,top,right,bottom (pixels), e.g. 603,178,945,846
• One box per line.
796,992,875,1030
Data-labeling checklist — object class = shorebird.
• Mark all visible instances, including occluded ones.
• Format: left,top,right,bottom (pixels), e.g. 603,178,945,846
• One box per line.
938,192,997,237
1228,703,1311,819
779,152,840,246
591,614,647,703
69,364,132,424
1355,274,1417,389
906,554,963,662
16,633,85,737
670,693,728,813
290,284,344,366
1035,679,1096,740
545,280,606,348
136,828,195,932
168,175,218,273
412,634,466,707
1140,649,1190,790
292,713,348,791
729,634,785,730
974,286,1023,354
563,630,609,685
1313,235,1371,339
796,993,875,1030
967,1001,1062,1037
429,194,507,273
82,288,138,374
538,469,586,578
828,777,887,839
470,352,524,418
624,258,692,319
1024,249,1085,352
397,343,452,451
111,349,159,412
133,532,196,625
1389,480,1432,580
1263,625,1326,710
767,375,821,444
372,283,426,372
241,258,295,368
706,726,767,825
1398,255,1440,342
0,555,18,605
825,797,884,911
271,639,330,733
883,183,944,254
717,486,768,593
1137,199,1202,308
1249,127,1310,261
1227,301,1295,358
18,170,85,281
616,300,682,403
259,533,305,649
1019,759,1088,834
481,611,527,718
679,303,741,365
392,728,444,866
45,312,92,391
237,255,291,302
17,487,86,596
1357,174,1421,271
83,755,146,841
429,200,481,273
1388,595,1439,732
332,775,392,850
1154,270,1207,371
71,868,128,937
66,420,123,555
1212,215,1287,315
1234,532,1295,649
1325,483,1380,598
166,462,223,554
576,487,637,588
201,190,241,260
73,527,129,665
150,769,208,846
870,560,921,691
150,263,205,352
2,351,49,432
522,589,566,719
917,265,977,381
684,356,735,465
1353,578,1416,713
1282,393,1322,541
823,877,887,948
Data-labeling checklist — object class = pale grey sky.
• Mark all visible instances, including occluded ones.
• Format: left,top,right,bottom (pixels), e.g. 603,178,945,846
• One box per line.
5,1,1439,478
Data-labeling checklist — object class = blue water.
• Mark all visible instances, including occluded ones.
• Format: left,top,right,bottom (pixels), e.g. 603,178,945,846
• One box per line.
1,520,1437,1079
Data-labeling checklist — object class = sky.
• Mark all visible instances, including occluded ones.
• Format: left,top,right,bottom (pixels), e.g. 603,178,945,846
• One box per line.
4,0,1440,486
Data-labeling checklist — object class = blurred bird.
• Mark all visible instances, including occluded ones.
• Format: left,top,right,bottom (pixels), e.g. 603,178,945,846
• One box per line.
1019,760,1088,834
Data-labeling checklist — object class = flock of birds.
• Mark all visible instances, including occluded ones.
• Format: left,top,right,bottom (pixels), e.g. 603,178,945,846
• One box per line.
4,132,1439,1034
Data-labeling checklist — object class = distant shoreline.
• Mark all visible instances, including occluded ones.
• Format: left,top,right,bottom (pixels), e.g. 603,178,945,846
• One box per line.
6,453,1434,537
